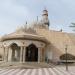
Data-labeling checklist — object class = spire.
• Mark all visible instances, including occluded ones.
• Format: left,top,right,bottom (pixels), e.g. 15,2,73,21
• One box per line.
37,16,38,21
26,21,27,25
60,28,63,32
42,8,48,16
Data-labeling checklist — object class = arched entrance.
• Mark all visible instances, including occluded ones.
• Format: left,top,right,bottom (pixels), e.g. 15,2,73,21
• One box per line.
10,43,20,62
25,44,38,62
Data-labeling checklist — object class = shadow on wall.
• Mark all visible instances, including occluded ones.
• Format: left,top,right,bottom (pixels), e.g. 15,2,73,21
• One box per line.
46,43,63,65
0,55,2,61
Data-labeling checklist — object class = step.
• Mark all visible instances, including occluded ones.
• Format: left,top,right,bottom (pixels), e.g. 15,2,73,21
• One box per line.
0,62,53,69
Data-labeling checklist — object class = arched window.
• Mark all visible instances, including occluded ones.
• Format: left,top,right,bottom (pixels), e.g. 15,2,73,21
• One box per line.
10,43,20,61
10,43,19,50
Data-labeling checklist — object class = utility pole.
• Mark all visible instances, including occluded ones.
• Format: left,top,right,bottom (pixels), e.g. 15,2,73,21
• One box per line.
65,44,68,71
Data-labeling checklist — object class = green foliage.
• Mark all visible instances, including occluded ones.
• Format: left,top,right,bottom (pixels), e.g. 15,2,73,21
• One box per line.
69,23,75,31
60,53,75,60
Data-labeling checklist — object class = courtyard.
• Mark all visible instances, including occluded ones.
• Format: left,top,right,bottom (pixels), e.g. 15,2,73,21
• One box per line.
0,65,75,75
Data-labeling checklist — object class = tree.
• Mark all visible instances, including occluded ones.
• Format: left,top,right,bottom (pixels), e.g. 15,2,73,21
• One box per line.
69,23,75,31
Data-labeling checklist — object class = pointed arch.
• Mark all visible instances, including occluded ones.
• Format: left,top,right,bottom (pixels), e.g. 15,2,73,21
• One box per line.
25,43,38,62
9,43,20,62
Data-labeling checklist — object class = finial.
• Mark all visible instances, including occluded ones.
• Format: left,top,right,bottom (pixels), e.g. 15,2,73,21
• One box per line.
43,6,48,11
37,16,38,21
42,7,48,16
26,21,27,25
60,29,63,32
44,5,46,10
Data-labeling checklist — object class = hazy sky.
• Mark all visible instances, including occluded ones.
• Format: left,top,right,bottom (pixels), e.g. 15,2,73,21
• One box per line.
0,0,75,35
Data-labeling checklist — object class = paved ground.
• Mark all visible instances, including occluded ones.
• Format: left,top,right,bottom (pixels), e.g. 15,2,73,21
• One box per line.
0,66,75,75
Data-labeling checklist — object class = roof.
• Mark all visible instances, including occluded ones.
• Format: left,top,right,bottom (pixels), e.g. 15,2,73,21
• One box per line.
0,30,49,44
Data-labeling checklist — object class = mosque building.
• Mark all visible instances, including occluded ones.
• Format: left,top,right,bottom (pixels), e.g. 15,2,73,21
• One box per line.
0,9,75,66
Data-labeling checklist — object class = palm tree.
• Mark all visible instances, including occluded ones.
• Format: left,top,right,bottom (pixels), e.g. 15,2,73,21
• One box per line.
69,23,75,31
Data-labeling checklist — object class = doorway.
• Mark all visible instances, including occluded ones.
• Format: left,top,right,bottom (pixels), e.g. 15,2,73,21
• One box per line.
25,44,38,62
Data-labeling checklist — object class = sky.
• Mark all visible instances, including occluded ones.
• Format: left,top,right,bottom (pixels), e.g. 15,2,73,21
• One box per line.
0,0,75,35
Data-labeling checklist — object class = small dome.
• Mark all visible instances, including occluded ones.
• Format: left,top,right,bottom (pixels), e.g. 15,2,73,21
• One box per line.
42,9,48,16
41,9,50,28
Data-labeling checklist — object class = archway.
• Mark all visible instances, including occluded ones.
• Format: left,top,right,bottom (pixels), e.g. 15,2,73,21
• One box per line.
10,43,20,62
25,44,38,62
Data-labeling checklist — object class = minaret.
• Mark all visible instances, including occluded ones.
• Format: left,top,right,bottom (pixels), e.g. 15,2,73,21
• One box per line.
41,9,50,28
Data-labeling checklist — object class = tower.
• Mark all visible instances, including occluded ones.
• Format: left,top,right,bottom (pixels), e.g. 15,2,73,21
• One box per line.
41,9,50,28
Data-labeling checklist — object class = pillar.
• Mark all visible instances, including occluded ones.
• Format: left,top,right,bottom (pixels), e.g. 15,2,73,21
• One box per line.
8,47,12,62
23,47,26,62
40,48,42,62
3,46,5,61
42,48,45,62
38,48,41,63
20,46,23,62
7,47,9,62
38,47,44,62
4,46,9,62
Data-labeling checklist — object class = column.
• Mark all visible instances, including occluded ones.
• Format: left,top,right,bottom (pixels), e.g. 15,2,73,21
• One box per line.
4,47,7,62
23,47,26,62
7,47,9,62
39,47,44,62
38,48,41,63
8,47,12,62
4,46,9,62
42,48,45,62
40,48,42,62
3,46,5,61
20,46,23,62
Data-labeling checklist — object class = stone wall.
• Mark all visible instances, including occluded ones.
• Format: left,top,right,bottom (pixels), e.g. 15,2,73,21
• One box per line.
35,28,75,62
